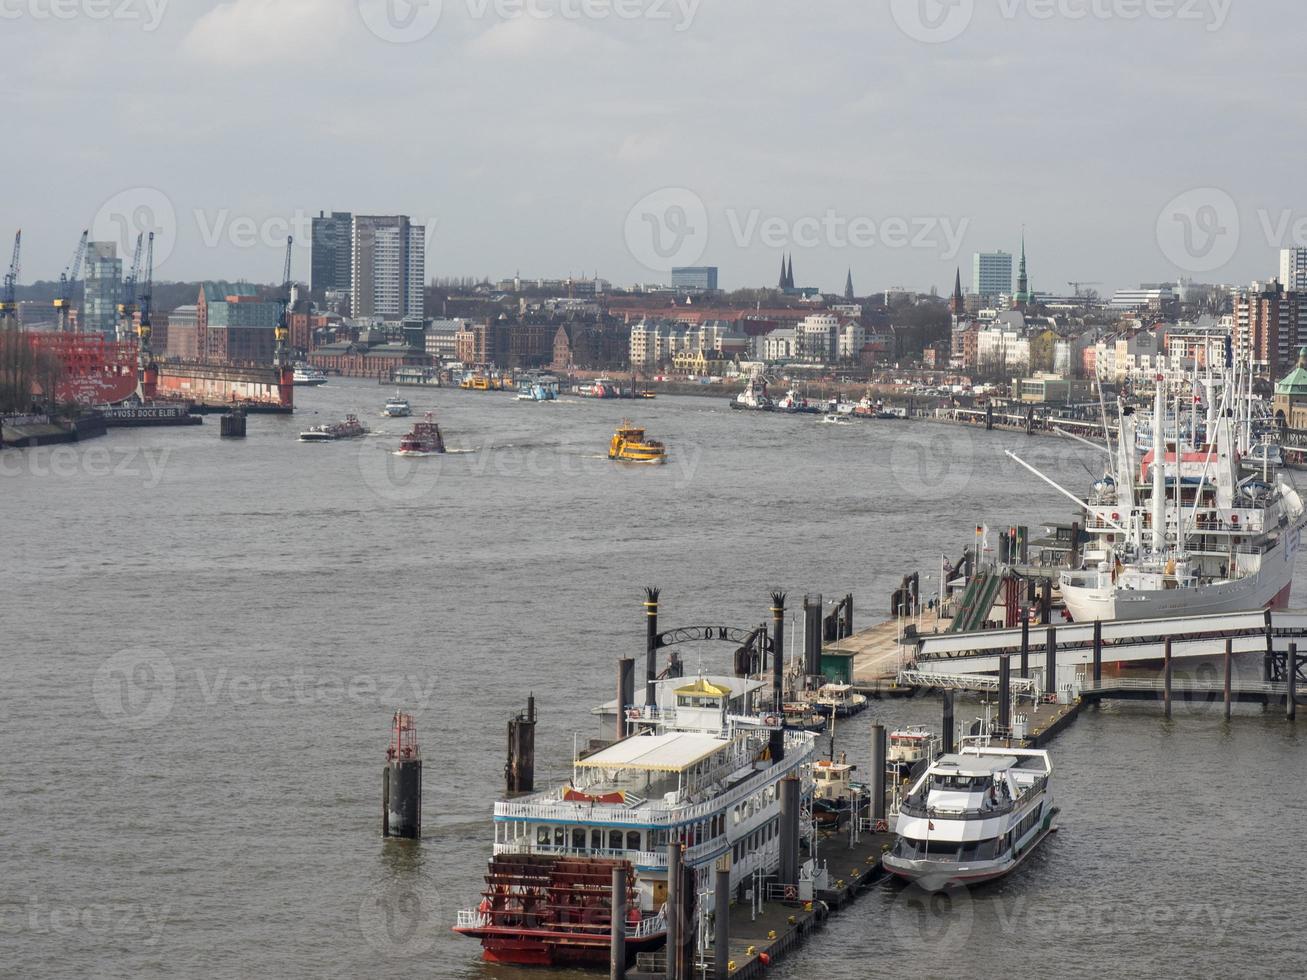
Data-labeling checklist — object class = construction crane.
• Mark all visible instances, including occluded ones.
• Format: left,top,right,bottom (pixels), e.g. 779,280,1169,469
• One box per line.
0,229,22,325
1067,281,1103,298
54,230,89,332
137,232,155,354
118,233,144,341
274,235,293,366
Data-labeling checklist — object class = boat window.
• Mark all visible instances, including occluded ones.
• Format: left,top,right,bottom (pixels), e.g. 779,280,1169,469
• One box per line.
572,829,587,851
931,774,988,791
591,829,603,851
537,826,551,846
609,829,623,851
554,827,566,848
627,831,641,852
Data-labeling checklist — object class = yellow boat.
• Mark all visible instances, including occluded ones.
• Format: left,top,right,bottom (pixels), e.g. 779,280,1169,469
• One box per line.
608,420,666,463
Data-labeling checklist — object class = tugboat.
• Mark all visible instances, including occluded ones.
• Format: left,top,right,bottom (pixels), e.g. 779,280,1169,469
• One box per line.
883,745,1057,889
782,701,827,732
608,420,666,464
812,755,864,828
731,376,774,412
395,413,446,457
810,683,868,717
776,388,818,414
887,726,942,779
382,393,412,418
299,414,368,442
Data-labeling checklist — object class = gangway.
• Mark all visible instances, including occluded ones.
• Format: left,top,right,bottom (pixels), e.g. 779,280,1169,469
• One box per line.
896,669,1040,698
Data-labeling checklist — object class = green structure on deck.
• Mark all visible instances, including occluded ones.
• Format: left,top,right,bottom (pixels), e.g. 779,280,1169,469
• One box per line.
819,650,856,685
949,571,1005,633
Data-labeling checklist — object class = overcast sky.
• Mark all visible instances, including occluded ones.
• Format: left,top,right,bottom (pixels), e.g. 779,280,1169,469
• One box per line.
1,0,1299,295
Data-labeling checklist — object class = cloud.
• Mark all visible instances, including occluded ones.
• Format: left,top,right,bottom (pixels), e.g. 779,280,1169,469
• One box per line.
182,0,350,68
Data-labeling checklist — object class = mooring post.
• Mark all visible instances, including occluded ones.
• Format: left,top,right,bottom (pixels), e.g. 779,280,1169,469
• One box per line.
383,711,422,839
1040,579,1052,625
870,723,887,821
803,594,822,680
617,658,635,740
713,858,731,980
505,696,537,794
1224,638,1233,720
1288,643,1298,722
1092,620,1103,685
610,866,627,980
999,654,1012,732
1163,639,1173,719
770,592,787,762
779,774,800,886
666,842,681,980
942,690,955,754
644,588,660,708
843,593,854,638
1045,626,1057,701
1020,615,1030,679
1264,608,1274,684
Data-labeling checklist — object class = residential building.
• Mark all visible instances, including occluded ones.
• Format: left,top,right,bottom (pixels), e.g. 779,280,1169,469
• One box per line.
976,324,1030,375
837,321,866,361
350,215,425,319
973,251,1013,299
196,283,279,365
1280,248,1307,292
671,266,719,292
796,313,839,363
166,305,199,360
311,211,353,294
1015,374,1095,405
760,328,796,361
425,318,465,360
1110,286,1177,312
1232,281,1307,376
83,242,123,339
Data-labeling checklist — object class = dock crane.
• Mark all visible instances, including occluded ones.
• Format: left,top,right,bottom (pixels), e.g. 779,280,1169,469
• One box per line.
274,235,293,367
54,230,89,333
1067,281,1103,298
0,230,22,326
117,233,144,342
137,232,155,352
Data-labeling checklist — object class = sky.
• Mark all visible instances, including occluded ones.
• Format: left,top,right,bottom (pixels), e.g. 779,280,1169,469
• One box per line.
1,0,1302,296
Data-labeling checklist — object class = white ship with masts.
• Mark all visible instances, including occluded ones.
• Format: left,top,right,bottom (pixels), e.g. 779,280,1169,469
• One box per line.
1011,357,1305,622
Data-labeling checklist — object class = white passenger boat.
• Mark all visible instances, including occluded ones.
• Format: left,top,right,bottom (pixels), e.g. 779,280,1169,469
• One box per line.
456,675,818,967
822,413,854,426
810,683,867,717
887,725,941,778
884,745,1057,889
292,364,328,386
382,393,412,418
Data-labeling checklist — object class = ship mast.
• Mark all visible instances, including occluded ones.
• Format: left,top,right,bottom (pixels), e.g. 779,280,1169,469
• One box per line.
1151,378,1166,554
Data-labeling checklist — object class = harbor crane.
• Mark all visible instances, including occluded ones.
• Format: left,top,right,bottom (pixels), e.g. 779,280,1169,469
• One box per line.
54,230,89,332
1067,281,1103,298
117,233,144,341
274,235,293,366
0,230,22,325
137,232,155,353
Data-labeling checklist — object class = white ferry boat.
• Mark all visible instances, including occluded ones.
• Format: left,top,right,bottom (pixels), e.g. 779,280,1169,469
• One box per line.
292,364,328,386
456,675,818,967
382,393,412,418
883,745,1057,889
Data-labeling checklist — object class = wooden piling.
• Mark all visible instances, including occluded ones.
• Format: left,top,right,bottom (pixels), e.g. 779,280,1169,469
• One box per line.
1163,639,1173,719
779,775,800,886
666,842,681,980
1288,643,1298,722
770,593,787,762
1092,620,1103,685
1223,638,1232,720
713,859,731,980
1020,615,1030,679
644,588,660,707
870,724,887,821
617,658,635,740
942,690,955,754
505,695,536,793
1045,626,1056,699
999,654,1011,731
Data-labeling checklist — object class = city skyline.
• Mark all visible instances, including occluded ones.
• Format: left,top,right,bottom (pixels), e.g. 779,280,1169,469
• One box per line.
1,0,1300,294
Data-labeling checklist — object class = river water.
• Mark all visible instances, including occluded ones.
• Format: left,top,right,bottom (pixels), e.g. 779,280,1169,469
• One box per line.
1,381,1301,979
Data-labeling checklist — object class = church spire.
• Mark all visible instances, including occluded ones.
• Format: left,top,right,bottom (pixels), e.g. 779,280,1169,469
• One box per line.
844,268,854,301
950,267,964,316
785,255,795,290
1015,229,1031,307
778,254,788,290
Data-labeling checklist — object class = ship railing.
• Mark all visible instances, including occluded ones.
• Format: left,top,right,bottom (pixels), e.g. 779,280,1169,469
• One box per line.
493,838,726,869
627,910,667,939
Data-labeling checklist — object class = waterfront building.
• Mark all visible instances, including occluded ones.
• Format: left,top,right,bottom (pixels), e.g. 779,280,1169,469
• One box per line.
311,211,353,294
350,215,425,319
83,242,123,339
796,312,839,363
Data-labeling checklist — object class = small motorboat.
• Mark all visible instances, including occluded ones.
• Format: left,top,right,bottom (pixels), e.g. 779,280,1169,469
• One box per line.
822,413,854,426
299,415,368,442
383,393,413,418
812,756,863,828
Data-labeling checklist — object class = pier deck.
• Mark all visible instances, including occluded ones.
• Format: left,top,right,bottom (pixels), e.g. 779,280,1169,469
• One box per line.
834,611,951,685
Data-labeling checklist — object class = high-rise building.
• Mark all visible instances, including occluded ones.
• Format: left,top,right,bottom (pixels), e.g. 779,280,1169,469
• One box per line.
311,211,353,294
83,241,123,339
1279,248,1307,292
1232,280,1307,376
973,251,1013,299
671,266,719,292
350,215,425,319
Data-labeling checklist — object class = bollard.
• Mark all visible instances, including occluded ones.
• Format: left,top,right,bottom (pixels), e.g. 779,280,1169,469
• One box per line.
1163,639,1173,719
1092,620,1103,685
942,690,955,754
645,588,660,707
870,724,887,821
610,866,627,980
1224,638,1233,720
714,858,731,980
382,711,422,839
770,593,787,763
1289,643,1298,722
999,654,1011,731
666,842,681,980
1045,626,1056,700
617,658,635,740
1020,615,1030,679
